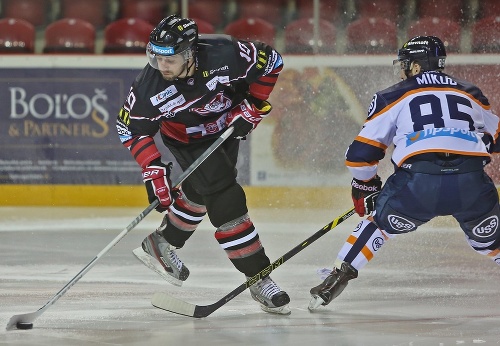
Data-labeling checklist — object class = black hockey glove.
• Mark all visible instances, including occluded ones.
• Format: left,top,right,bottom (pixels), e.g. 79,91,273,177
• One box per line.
226,98,272,139
142,160,177,212
351,175,382,217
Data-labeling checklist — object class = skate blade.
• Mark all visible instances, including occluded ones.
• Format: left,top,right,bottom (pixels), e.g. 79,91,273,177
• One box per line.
308,295,325,311
260,304,291,315
132,247,183,287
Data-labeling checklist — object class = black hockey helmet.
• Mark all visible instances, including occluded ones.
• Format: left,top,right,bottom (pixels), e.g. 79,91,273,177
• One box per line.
147,15,198,68
395,35,447,73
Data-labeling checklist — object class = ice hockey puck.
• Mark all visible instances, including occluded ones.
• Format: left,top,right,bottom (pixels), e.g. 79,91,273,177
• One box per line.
16,322,33,330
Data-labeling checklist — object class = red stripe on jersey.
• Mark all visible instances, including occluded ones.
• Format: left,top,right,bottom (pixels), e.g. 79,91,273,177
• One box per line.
160,122,189,143
249,68,282,100
249,83,274,100
128,136,161,168
214,219,254,240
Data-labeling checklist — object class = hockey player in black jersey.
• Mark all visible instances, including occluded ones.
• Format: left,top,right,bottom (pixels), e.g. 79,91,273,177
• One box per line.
309,36,500,310
116,15,290,315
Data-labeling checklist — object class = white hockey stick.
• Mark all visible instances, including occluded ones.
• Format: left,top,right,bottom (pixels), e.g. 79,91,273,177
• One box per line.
6,127,234,330
151,207,356,318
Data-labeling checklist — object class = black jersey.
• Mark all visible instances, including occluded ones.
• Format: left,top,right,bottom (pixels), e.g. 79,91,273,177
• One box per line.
116,34,283,168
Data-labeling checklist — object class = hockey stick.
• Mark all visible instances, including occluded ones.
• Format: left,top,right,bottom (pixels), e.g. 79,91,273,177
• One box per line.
151,206,356,318
6,126,235,331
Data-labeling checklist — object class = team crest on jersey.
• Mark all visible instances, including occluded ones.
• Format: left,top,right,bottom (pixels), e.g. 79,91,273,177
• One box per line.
150,85,178,106
367,94,377,119
191,92,232,115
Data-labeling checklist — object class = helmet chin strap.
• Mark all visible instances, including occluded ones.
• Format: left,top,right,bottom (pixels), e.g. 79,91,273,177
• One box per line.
173,59,194,80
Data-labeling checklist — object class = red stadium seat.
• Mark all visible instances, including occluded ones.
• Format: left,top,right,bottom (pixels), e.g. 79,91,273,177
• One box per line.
191,18,215,34
2,0,49,27
60,0,109,28
188,0,225,28
284,17,336,54
224,17,276,45
43,18,96,54
355,0,402,20
416,0,464,22
407,17,462,52
118,0,167,25
346,16,398,54
478,0,500,18
0,18,35,54
471,15,500,53
103,18,154,54
295,0,341,22
237,0,286,24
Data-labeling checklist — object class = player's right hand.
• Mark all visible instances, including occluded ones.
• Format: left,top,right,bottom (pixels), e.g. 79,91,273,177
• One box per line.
351,175,382,217
225,98,272,139
142,160,175,212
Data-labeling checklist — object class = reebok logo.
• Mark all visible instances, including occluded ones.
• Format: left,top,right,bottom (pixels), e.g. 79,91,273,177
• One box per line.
352,181,378,191
472,216,498,238
388,214,415,232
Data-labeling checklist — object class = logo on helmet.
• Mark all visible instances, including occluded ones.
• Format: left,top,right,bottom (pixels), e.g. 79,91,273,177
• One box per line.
150,43,175,56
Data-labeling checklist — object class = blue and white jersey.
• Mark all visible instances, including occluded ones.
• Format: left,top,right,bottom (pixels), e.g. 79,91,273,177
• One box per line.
346,71,500,180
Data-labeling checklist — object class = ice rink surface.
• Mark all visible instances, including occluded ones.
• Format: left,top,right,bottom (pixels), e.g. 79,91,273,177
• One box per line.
1,206,500,346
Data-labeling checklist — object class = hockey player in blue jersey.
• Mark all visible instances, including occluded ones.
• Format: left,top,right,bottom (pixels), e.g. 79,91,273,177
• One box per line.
308,36,500,310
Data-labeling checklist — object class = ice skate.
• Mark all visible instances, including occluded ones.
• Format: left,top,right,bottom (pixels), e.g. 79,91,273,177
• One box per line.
249,276,291,315
133,229,189,287
308,262,358,311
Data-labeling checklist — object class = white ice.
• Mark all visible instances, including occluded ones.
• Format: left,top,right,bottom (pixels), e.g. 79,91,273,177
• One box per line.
1,207,499,345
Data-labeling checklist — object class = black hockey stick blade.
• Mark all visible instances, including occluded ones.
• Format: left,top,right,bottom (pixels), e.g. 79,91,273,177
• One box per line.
6,127,234,331
151,207,356,318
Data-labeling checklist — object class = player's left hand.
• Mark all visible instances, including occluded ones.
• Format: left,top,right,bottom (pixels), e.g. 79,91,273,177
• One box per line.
351,175,382,217
225,99,272,139
142,160,176,212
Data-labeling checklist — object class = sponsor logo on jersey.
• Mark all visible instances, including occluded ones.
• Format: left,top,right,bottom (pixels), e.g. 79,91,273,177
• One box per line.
372,237,384,251
264,51,282,74
367,94,377,119
159,94,186,113
205,76,230,91
203,65,229,77
406,128,478,146
150,85,178,106
472,215,498,238
191,92,232,115
116,122,132,143
388,214,415,232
